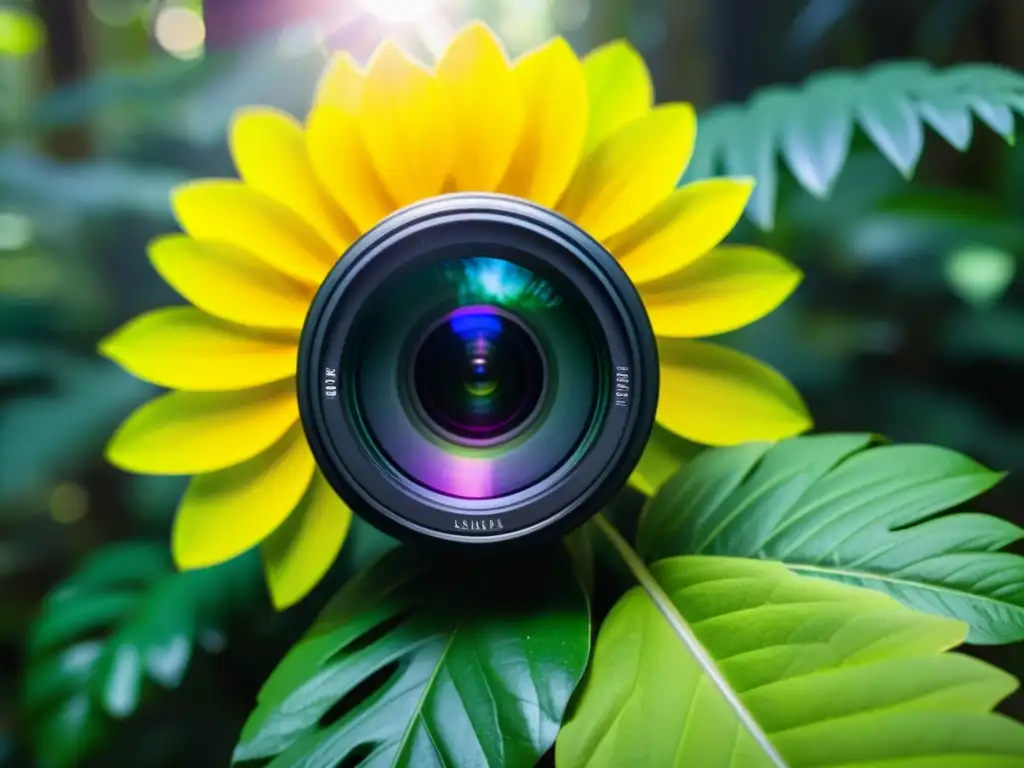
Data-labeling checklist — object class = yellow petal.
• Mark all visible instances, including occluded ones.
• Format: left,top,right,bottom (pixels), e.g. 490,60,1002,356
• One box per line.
628,425,702,497
173,425,315,569
106,381,298,475
557,105,697,241
498,37,587,207
582,41,653,154
306,104,396,233
437,22,524,192
641,246,802,338
99,307,296,391
358,41,453,207
229,106,357,252
172,180,334,285
313,50,364,111
262,472,352,610
148,235,312,331
306,51,393,232
611,178,756,285
657,339,811,446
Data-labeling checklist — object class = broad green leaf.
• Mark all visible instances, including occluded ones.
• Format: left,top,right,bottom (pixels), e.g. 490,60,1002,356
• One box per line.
628,424,703,497
333,516,399,581
23,543,259,767
556,553,1024,768
234,544,590,767
639,434,1024,644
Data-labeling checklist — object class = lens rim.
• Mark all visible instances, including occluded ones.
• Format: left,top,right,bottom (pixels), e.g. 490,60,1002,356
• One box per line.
298,192,658,547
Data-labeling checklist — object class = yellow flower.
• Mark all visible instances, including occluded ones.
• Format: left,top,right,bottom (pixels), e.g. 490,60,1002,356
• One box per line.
100,22,810,608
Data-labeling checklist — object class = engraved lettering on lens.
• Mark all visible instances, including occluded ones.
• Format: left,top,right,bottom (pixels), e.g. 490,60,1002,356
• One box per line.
614,365,631,407
297,193,659,546
453,517,505,532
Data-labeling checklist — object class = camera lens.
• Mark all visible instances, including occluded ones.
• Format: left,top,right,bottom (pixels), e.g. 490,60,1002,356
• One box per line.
298,193,658,546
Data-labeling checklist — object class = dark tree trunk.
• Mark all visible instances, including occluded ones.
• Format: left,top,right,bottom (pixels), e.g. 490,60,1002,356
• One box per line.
33,0,91,158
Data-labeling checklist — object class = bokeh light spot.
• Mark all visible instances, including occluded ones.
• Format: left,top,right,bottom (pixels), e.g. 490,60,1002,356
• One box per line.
154,6,205,59
49,483,89,524
0,212,33,251
0,9,44,58
944,244,1016,308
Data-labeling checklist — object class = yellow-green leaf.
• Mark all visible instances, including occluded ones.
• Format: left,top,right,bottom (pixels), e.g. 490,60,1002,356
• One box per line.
557,553,1024,768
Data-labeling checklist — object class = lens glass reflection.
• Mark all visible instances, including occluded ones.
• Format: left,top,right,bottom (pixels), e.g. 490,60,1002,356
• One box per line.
350,255,603,500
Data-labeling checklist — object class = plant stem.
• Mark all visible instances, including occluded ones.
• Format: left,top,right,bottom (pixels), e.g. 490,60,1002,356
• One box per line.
590,514,657,594
590,514,788,768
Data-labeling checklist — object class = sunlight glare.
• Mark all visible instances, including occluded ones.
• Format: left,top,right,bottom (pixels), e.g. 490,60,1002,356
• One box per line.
357,0,436,24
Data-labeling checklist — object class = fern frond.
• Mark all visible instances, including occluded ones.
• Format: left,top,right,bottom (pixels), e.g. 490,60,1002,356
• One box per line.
686,60,1024,229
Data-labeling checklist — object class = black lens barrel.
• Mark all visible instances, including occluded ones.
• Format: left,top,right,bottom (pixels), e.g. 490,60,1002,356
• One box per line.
297,193,658,547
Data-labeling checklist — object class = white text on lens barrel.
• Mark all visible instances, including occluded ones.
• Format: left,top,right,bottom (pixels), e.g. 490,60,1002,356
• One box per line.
324,368,337,398
615,366,630,407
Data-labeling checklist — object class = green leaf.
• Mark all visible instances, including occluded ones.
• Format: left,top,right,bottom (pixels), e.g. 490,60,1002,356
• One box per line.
23,543,260,767
721,89,790,229
639,434,1024,644
0,342,50,386
0,358,155,504
681,107,734,183
556,550,1024,767
968,97,1016,143
628,424,703,498
857,89,925,177
916,91,973,149
780,73,856,198
0,149,187,219
692,60,1024,228
333,516,399,581
235,544,590,767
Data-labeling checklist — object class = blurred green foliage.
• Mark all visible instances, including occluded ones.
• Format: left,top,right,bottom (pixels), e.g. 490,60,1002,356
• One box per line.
0,9,42,57
1,0,1023,765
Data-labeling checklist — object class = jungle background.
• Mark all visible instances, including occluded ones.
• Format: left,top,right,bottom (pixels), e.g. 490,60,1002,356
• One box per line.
1,0,1023,765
